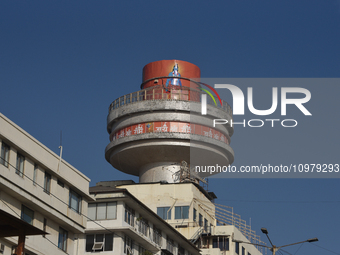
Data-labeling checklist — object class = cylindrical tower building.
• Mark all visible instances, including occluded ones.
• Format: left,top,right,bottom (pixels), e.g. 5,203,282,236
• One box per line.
105,60,234,183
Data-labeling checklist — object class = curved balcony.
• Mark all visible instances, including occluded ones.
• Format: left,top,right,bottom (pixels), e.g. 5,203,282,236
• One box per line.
108,84,232,116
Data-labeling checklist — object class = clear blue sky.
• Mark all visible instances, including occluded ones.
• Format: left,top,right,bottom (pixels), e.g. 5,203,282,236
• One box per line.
1,1,339,254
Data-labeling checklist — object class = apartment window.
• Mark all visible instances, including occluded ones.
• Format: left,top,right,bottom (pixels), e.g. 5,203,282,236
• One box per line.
178,245,185,255
0,243,4,254
193,208,197,222
166,237,174,253
242,246,245,255
153,227,162,246
204,218,208,231
88,202,117,221
199,213,203,227
58,227,68,252
124,205,135,227
213,237,229,251
86,233,113,252
57,179,64,187
124,235,134,254
69,189,82,213
21,205,34,225
44,172,51,194
248,253,251,255
0,142,10,167
16,153,25,177
157,207,171,220
235,242,240,254
175,206,189,219
33,164,38,185
138,216,149,237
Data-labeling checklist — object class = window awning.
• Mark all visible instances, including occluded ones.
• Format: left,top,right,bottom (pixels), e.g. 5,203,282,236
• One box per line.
0,209,48,238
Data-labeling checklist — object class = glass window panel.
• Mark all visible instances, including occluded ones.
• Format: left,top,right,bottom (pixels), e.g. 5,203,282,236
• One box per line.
224,237,229,251
70,195,78,211
104,234,113,251
16,153,24,177
96,234,104,242
157,207,163,219
33,164,38,185
44,172,51,194
183,206,189,219
235,242,240,254
199,214,203,226
157,207,171,220
88,204,96,220
175,206,189,219
213,238,218,248
175,207,181,219
21,205,34,225
86,235,94,252
97,203,106,220
69,190,81,213
58,227,68,251
1,143,10,167
107,202,117,219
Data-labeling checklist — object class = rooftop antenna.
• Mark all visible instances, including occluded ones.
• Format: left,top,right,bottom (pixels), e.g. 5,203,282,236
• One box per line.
57,131,63,172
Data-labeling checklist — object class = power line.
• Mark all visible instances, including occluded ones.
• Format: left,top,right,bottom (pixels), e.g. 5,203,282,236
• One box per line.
280,249,293,255
310,243,340,255
293,243,303,255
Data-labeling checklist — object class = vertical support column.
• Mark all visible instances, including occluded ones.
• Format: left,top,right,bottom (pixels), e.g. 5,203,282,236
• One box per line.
16,231,26,255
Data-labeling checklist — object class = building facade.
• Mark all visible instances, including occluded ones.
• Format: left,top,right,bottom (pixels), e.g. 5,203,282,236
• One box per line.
116,182,264,255
0,113,93,255
80,182,201,255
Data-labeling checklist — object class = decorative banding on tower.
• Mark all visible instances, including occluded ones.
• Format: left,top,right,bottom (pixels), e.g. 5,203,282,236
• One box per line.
105,60,234,183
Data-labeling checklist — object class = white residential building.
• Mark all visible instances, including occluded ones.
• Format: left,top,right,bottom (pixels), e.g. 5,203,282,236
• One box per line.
81,181,201,255
0,113,93,255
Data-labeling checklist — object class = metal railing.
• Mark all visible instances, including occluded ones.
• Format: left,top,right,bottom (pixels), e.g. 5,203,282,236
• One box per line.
137,219,150,237
152,230,162,247
214,203,267,253
108,85,232,115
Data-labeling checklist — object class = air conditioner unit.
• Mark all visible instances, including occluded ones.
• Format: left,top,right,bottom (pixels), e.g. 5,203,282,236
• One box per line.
92,242,104,251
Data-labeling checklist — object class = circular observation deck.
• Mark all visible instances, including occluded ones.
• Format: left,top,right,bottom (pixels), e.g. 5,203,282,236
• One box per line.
105,84,234,183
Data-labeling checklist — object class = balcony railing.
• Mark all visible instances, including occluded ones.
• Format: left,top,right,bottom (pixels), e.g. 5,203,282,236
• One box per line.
109,85,232,116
